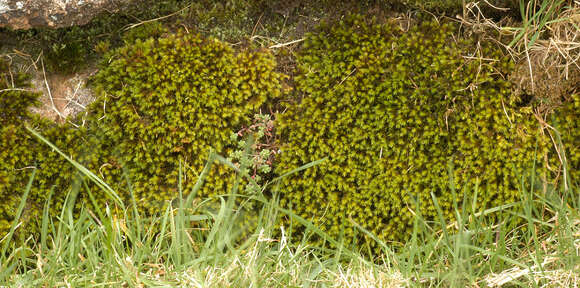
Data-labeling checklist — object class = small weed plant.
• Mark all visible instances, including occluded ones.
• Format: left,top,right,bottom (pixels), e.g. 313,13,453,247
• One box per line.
228,113,277,195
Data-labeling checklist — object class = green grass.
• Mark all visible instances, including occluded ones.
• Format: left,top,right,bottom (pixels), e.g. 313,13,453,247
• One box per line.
0,125,578,287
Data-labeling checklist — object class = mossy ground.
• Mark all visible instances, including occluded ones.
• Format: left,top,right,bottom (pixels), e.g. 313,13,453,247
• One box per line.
1,0,578,250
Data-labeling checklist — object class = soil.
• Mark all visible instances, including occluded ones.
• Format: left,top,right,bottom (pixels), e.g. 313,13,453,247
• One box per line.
29,68,96,123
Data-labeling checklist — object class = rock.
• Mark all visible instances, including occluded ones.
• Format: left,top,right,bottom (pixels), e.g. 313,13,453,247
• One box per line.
0,0,130,30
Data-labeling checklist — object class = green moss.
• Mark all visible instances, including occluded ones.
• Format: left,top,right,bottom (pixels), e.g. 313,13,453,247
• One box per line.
122,22,168,44
276,16,549,247
0,31,284,236
0,58,95,234
89,32,284,215
2,9,575,247
551,94,580,186
0,59,39,122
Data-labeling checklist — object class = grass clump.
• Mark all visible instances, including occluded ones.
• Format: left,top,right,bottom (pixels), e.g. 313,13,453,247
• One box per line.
0,133,408,287
276,16,551,247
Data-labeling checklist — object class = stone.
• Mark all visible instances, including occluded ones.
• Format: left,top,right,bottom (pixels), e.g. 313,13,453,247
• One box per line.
0,0,130,30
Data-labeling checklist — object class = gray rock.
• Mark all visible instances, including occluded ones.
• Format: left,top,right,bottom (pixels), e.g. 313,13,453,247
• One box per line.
0,0,130,30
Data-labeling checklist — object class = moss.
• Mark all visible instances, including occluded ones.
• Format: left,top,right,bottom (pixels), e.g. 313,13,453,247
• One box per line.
276,16,550,248
0,59,39,122
88,32,285,215
0,58,97,234
551,94,580,186
0,59,38,232
122,22,168,44
0,31,284,236
2,7,575,247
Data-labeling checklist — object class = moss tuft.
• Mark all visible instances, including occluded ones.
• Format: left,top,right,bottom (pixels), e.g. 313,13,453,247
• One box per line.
276,16,549,247
89,32,285,214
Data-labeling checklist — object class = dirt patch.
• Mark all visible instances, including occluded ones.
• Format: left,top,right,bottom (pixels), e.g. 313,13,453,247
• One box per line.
510,53,580,111
29,68,96,124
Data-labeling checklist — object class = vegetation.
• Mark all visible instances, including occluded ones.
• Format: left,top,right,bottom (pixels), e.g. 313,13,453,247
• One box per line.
551,94,580,185
89,32,284,214
0,58,83,234
276,17,553,246
0,130,578,287
0,0,578,286
0,32,284,235
0,58,40,232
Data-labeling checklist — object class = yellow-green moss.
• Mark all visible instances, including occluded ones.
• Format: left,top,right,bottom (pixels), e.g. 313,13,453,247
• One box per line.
0,58,100,234
1,59,38,232
551,94,580,185
276,17,549,247
89,32,284,214
0,60,39,123
0,32,284,236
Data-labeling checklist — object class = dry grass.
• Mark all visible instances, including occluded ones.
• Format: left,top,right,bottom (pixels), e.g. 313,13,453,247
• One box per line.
460,1,579,109
484,215,580,287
